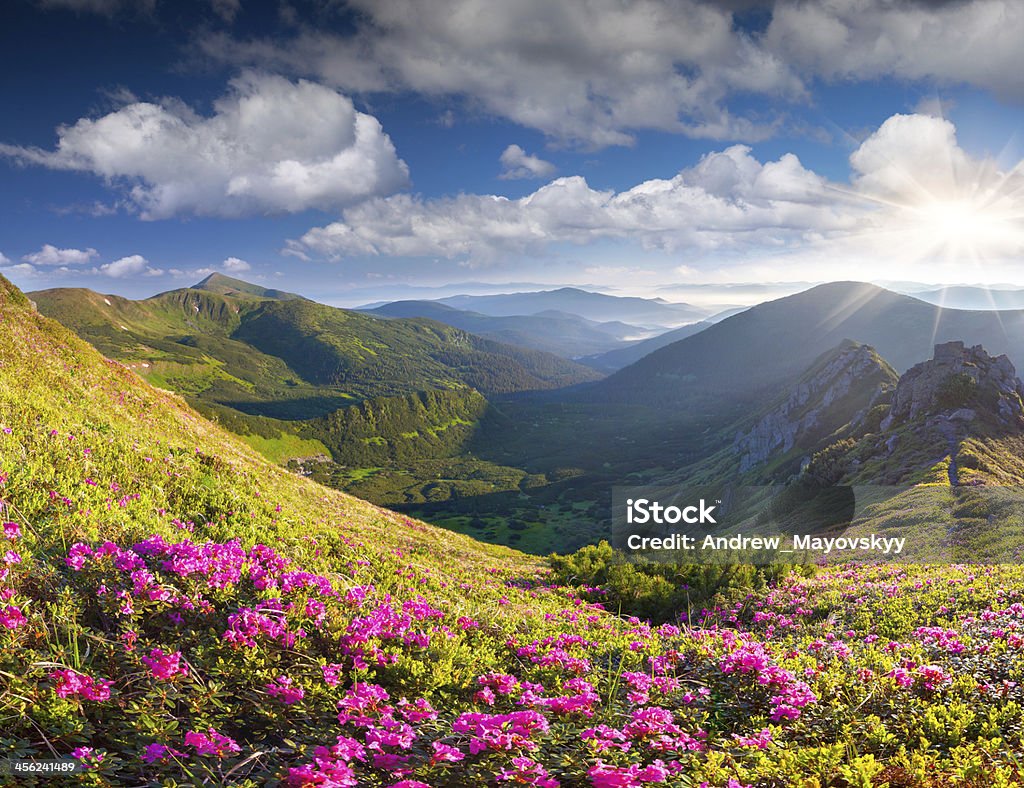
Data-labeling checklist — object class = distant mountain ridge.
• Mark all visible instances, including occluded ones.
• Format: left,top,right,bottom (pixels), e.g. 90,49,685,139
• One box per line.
910,285,1024,311
435,286,705,326
363,299,643,359
593,282,1024,408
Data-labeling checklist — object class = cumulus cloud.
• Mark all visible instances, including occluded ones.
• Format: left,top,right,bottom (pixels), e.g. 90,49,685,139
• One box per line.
288,113,1024,281
289,144,844,263
201,0,804,146
0,252,10,265
0,72,409,219
196,1,1024,148
222,256,251,273
499,145,556,180
97,255,163,278
22,244,98,266
765,0,1024,102
0,263,42,279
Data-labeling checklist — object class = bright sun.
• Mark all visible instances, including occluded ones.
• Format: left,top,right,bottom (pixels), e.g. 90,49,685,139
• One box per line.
908,199,1016,253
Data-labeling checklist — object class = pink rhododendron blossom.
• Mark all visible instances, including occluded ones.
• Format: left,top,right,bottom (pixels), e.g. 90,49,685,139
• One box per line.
50,669,112,701
266,675,305,705
184,728,241,758
141,648,188,680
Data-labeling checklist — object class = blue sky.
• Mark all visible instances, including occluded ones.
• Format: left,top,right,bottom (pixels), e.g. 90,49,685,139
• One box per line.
3,0,1024,307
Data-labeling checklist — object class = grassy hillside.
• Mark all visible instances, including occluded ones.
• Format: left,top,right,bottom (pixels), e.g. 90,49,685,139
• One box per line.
31,284,601,411
7,275,1024,784
232,298,601,395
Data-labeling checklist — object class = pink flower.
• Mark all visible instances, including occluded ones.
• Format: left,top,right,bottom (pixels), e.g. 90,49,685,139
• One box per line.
184,728,241,758
498,756,560,787
0,604,26,629
732,729,773,749
50,669,112,701
2,522,19,539
430,741,464,764
71,747,104,770
141,743,184,763
266,675,305,705
588,759,668,787
322,663,345,687
141,648,189,680
452,710,550,754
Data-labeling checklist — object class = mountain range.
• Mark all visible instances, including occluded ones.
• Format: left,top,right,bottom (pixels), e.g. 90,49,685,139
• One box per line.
432,286,706,326
29,274,1024,557
30,273,600,411
909,285,1024,311
362,299,645,359
593,281,1024,408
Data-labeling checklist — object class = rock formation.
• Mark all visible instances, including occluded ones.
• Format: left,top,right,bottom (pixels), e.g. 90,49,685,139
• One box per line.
881,341,1024,431
734,341,895,472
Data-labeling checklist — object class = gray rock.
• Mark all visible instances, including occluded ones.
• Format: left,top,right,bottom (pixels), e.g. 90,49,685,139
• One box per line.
885,341,1024,428
734,343,891,471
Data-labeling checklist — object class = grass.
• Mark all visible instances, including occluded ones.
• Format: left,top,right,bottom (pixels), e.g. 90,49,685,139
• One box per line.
237,433,330,464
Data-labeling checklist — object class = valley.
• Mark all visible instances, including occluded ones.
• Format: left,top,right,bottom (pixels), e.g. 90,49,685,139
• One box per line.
33,275,1024,558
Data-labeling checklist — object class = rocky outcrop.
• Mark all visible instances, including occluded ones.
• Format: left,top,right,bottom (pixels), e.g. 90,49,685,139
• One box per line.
881,341,1024,430
734,342,895,472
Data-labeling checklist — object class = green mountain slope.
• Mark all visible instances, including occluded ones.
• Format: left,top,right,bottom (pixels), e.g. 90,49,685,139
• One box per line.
231,298,601,395
31,283,600,410
28,281,600,527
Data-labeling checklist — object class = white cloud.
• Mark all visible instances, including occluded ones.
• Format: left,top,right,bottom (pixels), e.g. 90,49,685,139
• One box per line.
22,244,98,266
0,263,41,279
195,1,1024,149
222,256,251,273
289,113,1024,284
499,145,556,180
765,1,1024,102
290,144,844,263
201,0,804,147
0,72,409,219
97,254,163,278
0,252,9,265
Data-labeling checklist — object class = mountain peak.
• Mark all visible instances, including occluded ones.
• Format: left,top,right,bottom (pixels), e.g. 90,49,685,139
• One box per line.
191,273,304,301
734,341,897,473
